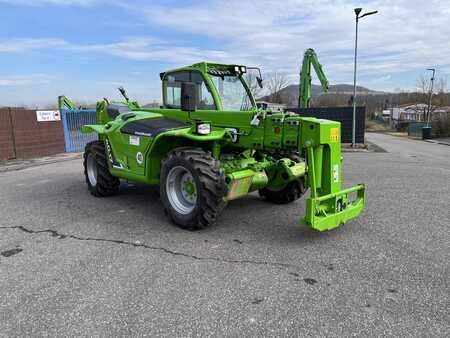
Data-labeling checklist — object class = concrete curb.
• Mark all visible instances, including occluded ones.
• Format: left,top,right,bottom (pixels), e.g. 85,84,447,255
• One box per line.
0,153,82,173
424,139,450,146
341,148,369,153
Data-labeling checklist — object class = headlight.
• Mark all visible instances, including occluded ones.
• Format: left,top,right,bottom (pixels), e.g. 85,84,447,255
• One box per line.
234,66,240,73
240,66,247,73
196,122,211,135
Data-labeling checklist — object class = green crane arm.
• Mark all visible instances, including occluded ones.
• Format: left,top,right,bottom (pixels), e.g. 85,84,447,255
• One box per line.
58,95,77,110
298,48,329,109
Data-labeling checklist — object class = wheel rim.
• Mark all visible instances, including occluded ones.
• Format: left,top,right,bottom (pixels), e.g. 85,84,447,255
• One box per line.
166,166,197,215
87,154,98,186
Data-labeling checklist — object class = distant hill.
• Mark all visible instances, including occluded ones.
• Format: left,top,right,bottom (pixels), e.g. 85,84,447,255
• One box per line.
277,83,381,99
258,83,385,107
142,102,161,108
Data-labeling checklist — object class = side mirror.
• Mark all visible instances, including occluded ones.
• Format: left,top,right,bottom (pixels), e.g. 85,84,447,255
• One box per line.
181,82,197,112
257,76,263,89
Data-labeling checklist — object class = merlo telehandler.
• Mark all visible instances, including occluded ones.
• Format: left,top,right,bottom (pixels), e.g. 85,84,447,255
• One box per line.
63,60,365,231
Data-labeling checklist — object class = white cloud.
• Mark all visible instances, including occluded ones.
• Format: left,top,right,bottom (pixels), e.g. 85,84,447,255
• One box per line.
0,38,67,53
0,0,108,6
134,0,450,88
0,74,52,86
0,37,232,65
73,37,231,64
2,0,450,93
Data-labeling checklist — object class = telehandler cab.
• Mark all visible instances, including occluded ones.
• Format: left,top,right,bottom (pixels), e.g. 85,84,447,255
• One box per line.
65,61,365,231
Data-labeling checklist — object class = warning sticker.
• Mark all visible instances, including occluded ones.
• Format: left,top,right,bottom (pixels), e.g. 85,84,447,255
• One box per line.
136,152,143,164
330,127,339,143
333,164,339,183
36,110,61,122
129,135,140,146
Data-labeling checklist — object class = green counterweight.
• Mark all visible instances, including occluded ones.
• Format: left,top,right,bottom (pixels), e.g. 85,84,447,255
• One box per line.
71,60,365,231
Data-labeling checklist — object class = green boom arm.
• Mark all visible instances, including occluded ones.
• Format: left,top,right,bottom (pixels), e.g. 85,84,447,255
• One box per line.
299,48,329,109
58,95,77,110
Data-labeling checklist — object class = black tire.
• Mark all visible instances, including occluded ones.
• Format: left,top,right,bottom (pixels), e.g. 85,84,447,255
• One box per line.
259,153,307,204
160,147,227,230
259,178,306,204
83,141,120,197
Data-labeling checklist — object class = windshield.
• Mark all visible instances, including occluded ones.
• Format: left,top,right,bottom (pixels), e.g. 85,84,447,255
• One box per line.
209,74,252,111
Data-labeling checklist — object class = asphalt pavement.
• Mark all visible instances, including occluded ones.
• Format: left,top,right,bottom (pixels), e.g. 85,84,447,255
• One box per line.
0,133,449,336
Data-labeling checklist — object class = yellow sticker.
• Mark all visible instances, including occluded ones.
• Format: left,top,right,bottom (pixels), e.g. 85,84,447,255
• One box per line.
330,128,339,143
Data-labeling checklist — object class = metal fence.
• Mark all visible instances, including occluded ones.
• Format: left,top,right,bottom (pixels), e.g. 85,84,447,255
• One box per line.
407,122,426,138
61,109,97,152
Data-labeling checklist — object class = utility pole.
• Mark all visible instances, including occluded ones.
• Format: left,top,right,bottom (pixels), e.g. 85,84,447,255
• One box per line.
352,8,378,147
426,68,435,127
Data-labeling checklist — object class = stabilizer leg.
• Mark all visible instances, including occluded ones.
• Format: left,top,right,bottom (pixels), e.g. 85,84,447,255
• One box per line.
300,119,366,231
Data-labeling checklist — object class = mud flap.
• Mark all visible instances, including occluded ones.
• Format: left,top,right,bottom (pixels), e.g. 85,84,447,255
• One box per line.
303,184,365,231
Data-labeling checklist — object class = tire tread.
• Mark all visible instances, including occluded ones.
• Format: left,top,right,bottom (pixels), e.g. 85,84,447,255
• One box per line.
83,140,120,197
160,147,227,230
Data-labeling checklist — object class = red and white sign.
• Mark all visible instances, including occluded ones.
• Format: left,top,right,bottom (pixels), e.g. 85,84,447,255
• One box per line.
36,110,61,122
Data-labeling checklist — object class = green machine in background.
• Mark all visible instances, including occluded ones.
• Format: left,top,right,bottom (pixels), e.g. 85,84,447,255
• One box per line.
299,48,329,109
62,59,365,231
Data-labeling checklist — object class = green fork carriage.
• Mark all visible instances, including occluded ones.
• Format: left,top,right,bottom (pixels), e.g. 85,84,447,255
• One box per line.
62,60,365,231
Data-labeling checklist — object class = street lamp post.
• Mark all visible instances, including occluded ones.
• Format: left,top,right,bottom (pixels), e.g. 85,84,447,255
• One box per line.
352,8,378,147
426,68,435,127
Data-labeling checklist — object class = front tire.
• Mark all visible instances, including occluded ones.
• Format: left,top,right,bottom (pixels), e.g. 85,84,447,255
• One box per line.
83,141,120,197
160,147,227,230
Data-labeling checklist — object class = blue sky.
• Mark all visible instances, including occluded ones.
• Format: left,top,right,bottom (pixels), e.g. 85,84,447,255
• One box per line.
1,0,449,107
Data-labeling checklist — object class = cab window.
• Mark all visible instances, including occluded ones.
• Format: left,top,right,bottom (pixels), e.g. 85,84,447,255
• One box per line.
164,71,216,110
209,74,252,111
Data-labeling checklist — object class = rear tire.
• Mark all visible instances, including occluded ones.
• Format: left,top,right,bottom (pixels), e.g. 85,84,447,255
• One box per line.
160,147,227,230
83,141,120,197
259,178,306,204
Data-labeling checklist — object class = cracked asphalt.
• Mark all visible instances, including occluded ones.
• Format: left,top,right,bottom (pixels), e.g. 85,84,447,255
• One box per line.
0,133,449,336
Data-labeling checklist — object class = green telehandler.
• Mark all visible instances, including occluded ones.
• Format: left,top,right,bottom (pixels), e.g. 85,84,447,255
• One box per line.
63,60,365,231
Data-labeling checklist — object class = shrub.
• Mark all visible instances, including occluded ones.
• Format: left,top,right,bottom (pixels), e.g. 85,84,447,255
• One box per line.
432,115,450,137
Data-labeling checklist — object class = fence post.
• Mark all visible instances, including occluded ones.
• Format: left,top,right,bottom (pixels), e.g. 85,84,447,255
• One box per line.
7,107,17,159
61,110,70,152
